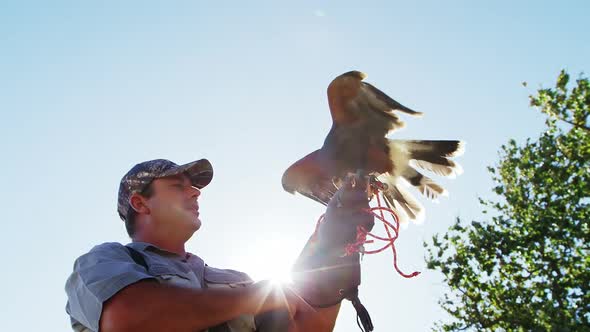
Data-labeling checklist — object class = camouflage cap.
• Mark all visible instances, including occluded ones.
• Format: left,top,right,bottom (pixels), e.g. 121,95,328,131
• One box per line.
117,158,213,221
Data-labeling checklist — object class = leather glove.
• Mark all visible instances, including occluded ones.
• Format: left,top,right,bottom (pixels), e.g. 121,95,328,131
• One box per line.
291,174,375,308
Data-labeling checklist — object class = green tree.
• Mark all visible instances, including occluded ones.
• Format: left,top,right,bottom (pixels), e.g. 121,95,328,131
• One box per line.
426,71,590,331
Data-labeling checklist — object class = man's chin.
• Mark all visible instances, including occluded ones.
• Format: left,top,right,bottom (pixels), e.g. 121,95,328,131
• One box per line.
191,217,202,231
194,219,202,230
176,217,201,236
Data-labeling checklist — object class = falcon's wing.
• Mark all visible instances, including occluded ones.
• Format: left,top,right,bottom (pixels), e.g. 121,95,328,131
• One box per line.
281,150,338,206
327,71,423,135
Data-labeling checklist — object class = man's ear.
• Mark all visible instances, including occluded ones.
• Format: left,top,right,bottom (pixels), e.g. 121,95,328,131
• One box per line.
129,193,150,215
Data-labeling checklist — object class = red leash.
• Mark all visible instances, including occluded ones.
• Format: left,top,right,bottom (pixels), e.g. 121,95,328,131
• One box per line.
315,185,420,279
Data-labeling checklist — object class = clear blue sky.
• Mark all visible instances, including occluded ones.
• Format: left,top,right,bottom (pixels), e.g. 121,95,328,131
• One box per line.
1,1,588,330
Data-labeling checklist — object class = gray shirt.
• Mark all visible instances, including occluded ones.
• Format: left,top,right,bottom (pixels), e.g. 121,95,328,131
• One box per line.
64,242,288,332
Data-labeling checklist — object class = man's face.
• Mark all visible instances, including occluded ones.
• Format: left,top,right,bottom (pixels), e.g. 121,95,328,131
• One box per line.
144,174,202,238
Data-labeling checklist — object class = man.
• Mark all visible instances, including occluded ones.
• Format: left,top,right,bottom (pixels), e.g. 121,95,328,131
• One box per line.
65,158,372,332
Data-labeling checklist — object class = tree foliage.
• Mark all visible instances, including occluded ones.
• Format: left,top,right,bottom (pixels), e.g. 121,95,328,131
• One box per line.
426,71,590,331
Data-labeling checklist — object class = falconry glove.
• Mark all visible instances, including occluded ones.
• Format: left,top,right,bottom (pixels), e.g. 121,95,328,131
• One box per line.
292,173,375,330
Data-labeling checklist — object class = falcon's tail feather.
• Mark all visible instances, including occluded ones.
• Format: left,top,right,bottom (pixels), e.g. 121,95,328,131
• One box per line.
393,139,465,178
404,140,465,158
379,176,425,225
375,139,464,223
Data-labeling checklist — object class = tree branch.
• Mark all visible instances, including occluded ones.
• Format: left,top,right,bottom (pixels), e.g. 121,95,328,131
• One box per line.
554,114,590,132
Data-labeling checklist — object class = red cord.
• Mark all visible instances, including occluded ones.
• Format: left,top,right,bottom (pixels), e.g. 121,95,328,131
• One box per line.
314,187,420,279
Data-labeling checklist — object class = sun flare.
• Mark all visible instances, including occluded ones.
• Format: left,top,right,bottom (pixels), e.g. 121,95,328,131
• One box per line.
233,237,300,284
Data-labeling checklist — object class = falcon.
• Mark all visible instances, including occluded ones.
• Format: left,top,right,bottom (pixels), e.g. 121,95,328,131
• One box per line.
282,71,464,224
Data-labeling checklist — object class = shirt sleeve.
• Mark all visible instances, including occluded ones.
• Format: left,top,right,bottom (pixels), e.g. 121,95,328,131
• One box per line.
255,309,291,332
64,242,155,332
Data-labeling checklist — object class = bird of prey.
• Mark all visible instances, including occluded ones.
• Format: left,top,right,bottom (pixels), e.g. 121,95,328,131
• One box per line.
282,71,464,224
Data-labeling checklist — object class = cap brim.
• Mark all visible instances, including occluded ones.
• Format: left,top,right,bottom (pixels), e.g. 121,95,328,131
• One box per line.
159,159,213,189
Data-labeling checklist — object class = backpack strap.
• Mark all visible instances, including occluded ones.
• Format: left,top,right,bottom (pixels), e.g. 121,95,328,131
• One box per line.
125,245,149,272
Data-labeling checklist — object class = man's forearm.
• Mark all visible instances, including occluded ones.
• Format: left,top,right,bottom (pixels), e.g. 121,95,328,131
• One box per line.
288,301,341,332
100,280,283,332
285,236,343,332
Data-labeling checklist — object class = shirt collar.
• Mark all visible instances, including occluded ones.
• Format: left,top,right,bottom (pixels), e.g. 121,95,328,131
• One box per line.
127,241,193,260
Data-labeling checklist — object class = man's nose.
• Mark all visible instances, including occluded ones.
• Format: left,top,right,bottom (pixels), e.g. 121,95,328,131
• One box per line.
188,185,201,198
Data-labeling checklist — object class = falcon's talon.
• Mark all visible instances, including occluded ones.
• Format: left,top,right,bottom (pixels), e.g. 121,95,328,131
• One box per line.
369,175,393,196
